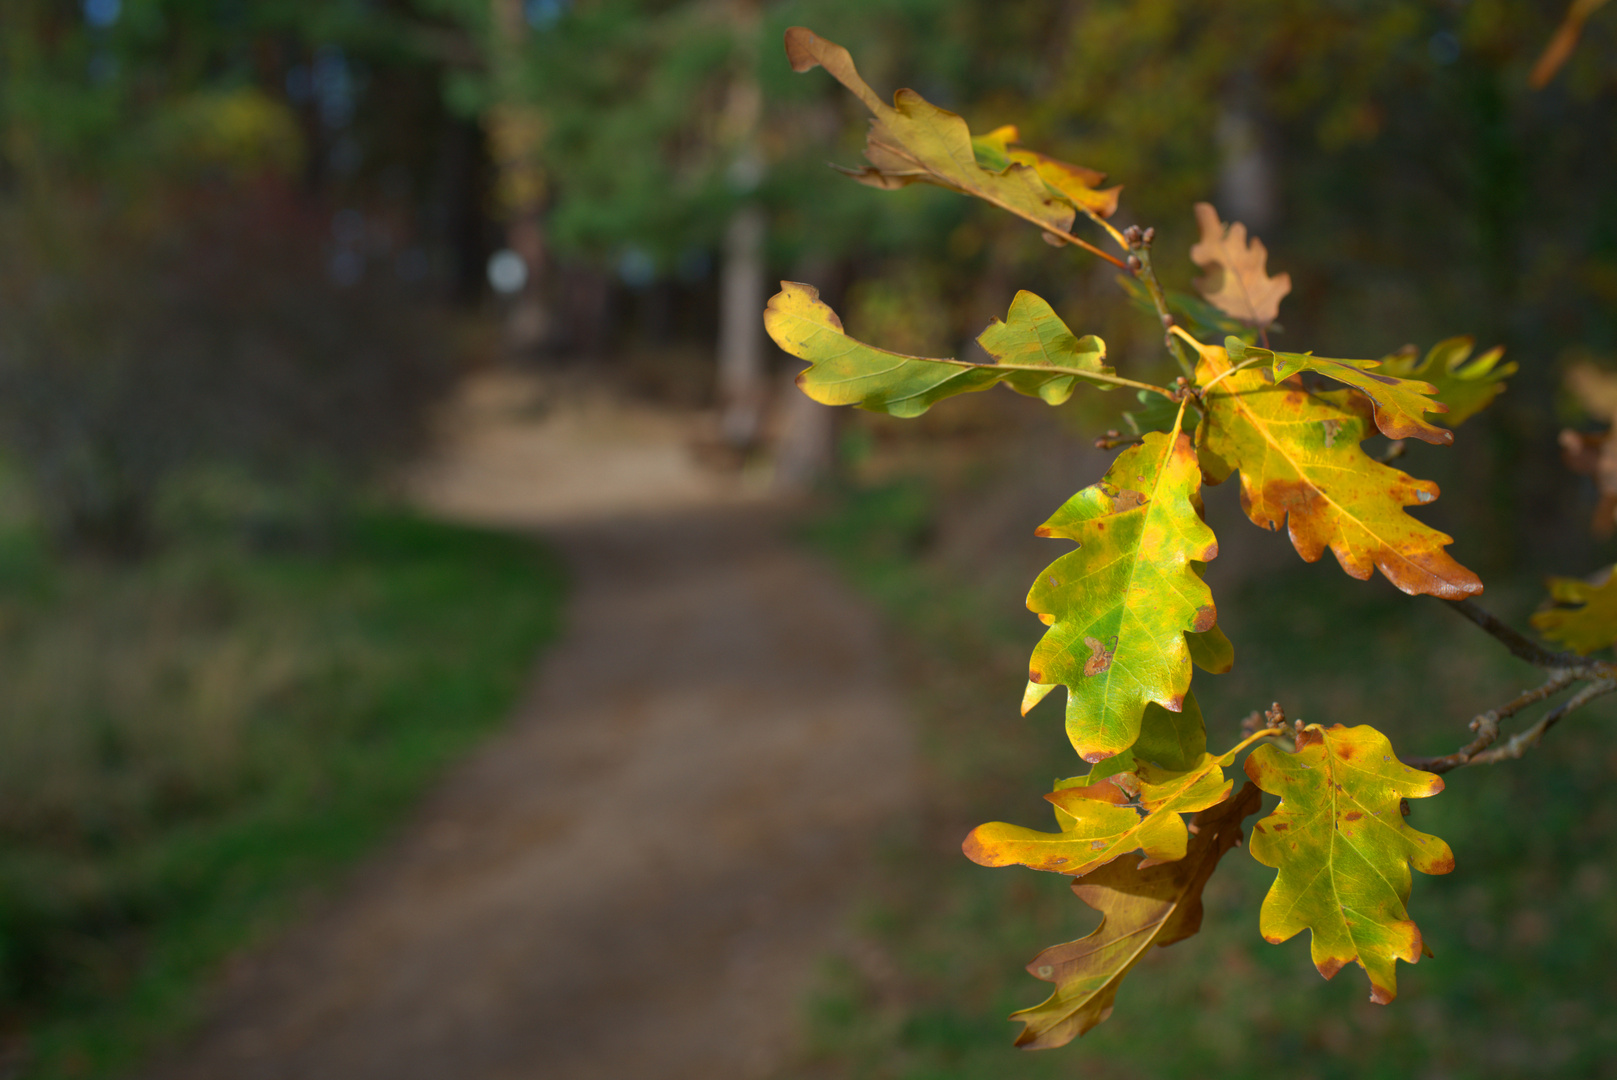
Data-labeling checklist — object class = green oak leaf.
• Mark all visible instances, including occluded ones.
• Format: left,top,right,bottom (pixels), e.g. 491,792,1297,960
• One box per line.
1023,427,1218,762
1246,723,1455,1004
1378,336,1515,429
765,282,1113,417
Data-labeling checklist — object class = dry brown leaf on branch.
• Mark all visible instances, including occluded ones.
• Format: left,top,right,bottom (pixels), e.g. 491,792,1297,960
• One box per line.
1189,202,1292,330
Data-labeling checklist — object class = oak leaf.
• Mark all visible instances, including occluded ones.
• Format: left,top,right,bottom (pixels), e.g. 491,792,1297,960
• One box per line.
972,124,1122,219
1531,566,1617,653
1378,336,1515,429
784,28,1108,234
1189,202,1291,330
1228,338,1452,446
964,723,1273,880
764,282,1112,416
1194,343,1482,599
1007,783,1262,1048
1246,724,1454,1004
1022,427,1219,762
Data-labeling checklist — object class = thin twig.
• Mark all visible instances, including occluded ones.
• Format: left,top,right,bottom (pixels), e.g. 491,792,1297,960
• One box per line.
1441,598,1581,669
1121,227,1194,379
1466,679,1617,766
1406,671,1579,774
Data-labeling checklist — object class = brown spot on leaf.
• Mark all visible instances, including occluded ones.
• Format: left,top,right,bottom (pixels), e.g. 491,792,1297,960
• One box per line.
1192,604,1217,633
1344,811,1363,821
1034,526,1053,538
1315,956,1345,981
1028,668,1043,683
1096,522,1106,531
1272,823,1288,832
1082,635,1117,677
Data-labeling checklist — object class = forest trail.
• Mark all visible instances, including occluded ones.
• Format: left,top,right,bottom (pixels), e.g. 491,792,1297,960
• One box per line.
141,372,916,1080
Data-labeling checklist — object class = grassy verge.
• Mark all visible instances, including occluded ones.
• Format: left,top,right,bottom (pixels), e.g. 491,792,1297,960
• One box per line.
0,512,566,1079
799,479,1617,1080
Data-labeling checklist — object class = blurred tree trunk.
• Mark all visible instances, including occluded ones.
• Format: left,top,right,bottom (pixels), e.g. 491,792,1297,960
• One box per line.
718,204,767,445
1216,84,1276,231
489,0,550,353
717,0,767,447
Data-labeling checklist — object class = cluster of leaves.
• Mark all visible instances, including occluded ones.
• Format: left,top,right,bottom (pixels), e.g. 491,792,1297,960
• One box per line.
764,28,1527,1048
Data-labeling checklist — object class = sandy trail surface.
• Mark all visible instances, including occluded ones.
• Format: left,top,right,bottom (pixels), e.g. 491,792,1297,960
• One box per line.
142,373,915,1080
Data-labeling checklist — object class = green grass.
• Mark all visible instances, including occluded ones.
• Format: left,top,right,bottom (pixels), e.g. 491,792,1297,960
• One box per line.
798,479,1617,1080
0,512,566,1079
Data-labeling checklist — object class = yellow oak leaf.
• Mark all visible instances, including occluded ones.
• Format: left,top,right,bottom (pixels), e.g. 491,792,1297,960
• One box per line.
1532,566,1617,653
1007,783,1262,1048
1194,343,1482,599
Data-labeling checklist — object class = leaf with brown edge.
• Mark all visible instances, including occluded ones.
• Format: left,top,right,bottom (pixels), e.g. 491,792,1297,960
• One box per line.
1228,338,1452,447
972,124,1122,219
1189,203,1291,330
765,282,1115,416
1193,342,1482,599
1246,724,1454,1005
784,28,1092,236
964,726,1273,879
1008,783,1262,1049
1379,336,1515,429
1023,425,1219,762
1531,566,1617,653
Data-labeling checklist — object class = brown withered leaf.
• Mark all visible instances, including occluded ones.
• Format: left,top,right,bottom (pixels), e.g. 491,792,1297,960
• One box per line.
1189,203,1292,330
1008,783,1262,1049
1558,361,1617,536
1559,429,1617,537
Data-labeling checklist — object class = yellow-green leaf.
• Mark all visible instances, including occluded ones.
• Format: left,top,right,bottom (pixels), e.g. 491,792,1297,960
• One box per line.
1008,783,1261,1049
972,124,1122,219
784,28,1084,235
1194,343,1482,599
1228,338,1452,447
1246,724,1454,1004
1379,336,1515,429
964,726,1272,878
765,283,1114,417
1531,566,1617,653
1189,203,1291,329
1024,427,1219,762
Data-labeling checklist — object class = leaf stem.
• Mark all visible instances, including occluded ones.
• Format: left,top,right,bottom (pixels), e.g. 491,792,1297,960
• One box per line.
1126,233,1194,379
1196,352,1268,395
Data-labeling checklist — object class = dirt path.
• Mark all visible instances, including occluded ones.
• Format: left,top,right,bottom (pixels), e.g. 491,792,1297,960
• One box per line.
142,374,915,1080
